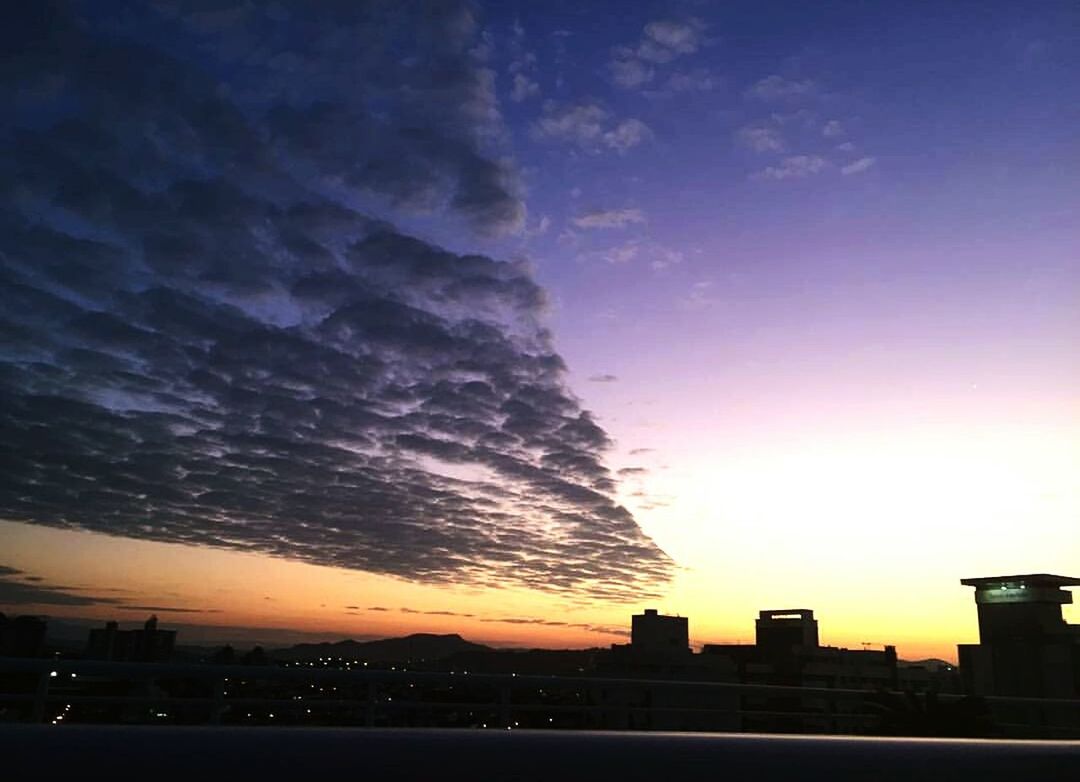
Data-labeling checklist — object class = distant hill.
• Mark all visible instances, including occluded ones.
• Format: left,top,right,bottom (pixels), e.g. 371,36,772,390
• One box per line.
440,647,602,676
898,658,955,671
276,633,491,663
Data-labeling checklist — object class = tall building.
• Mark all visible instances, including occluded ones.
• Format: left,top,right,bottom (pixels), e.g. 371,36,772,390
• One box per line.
599,609,736,731
631,609,689,654
755,609,819,653
0,613,47,657
957,573,1080,698
85,615,176,662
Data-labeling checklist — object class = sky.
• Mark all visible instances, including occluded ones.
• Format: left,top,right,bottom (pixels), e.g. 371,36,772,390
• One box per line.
1,0,1078,661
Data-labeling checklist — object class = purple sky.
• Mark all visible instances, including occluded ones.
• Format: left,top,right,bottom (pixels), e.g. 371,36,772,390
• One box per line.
1,1,1077,655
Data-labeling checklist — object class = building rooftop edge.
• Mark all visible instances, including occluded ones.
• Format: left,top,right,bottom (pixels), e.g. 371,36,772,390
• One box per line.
960,573,1080,587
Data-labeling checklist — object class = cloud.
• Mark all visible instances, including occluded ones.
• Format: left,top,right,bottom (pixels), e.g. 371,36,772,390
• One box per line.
506,25,540,102
478,615,629,635
609,18,706,89
823,119,845,138
572,209,646,229
534,103,652,152
603,119,654,152
588,374,618,383
510,73,540,102
640,19,707,60
122,605,224,614
629,448,655,456
610,58,655,89
596,241,640,265
841,156,877,175
738,125,786,153
747,75,817,102
582,240,681,270
656,69,717,94
523,214,552,238
683,280,718,309
534,103,609,145
0,566,125,608
0,2,673,601
399,607,474,618
754,155,829,181
648,244,684,271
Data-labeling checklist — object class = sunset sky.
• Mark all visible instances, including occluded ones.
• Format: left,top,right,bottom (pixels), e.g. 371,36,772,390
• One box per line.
2,1,1078,661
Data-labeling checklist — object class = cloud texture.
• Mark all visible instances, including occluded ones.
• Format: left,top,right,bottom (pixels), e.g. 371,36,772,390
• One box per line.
0,1,673,600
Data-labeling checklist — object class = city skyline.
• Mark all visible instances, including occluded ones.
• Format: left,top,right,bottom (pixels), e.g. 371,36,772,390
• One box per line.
1,1,1078,663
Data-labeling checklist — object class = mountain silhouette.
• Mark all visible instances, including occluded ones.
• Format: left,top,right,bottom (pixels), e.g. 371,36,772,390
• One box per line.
276,633,491,663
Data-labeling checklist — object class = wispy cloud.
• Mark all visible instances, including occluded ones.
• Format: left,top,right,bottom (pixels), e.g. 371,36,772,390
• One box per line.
400,607,475,618
601,241,642,265
738,125,786,153
122,605,224,614
507,22,540,101
841,156,877,175
654,68,718,95
0,565,127,609
754,155,829,180
609,18,707,89
533,102,653,152
603,119,654,152
572,208,646,229
823,119,845,138
588,374,618,383
682,280,718,310
610,58,655,89
747,75,817,102
583,240,682,270
478,615,629,635
510,73,540,102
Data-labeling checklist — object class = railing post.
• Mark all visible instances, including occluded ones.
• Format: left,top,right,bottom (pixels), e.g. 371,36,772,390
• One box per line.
365,680,377,727
499,685,511,728
209,677,225,725
31,669,50,723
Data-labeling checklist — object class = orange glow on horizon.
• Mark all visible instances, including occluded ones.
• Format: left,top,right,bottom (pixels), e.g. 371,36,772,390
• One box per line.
4,518,1075,663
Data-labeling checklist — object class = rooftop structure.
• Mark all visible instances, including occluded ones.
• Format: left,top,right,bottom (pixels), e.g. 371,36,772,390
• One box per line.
960,574,1079,644
958,573,1080,698
756,609,819,652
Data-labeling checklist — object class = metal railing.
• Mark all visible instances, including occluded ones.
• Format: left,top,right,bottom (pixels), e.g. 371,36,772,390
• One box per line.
1,656,1078,738
1,725,1079,781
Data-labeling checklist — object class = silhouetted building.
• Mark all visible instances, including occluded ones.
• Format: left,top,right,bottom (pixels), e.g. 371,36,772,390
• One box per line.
604,609,712,676
599,609,737,731
703,608,897,691
85,615,176,662
957,573,1080,698
756,609,819,653
0,613,47,657
702,608,898,733
632,609,689,654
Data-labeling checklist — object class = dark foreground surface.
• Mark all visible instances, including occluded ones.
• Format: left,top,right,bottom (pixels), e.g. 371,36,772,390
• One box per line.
2,726,1077,780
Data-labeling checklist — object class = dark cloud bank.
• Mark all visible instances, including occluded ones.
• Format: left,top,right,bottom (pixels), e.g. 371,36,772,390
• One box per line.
0,2,672,600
